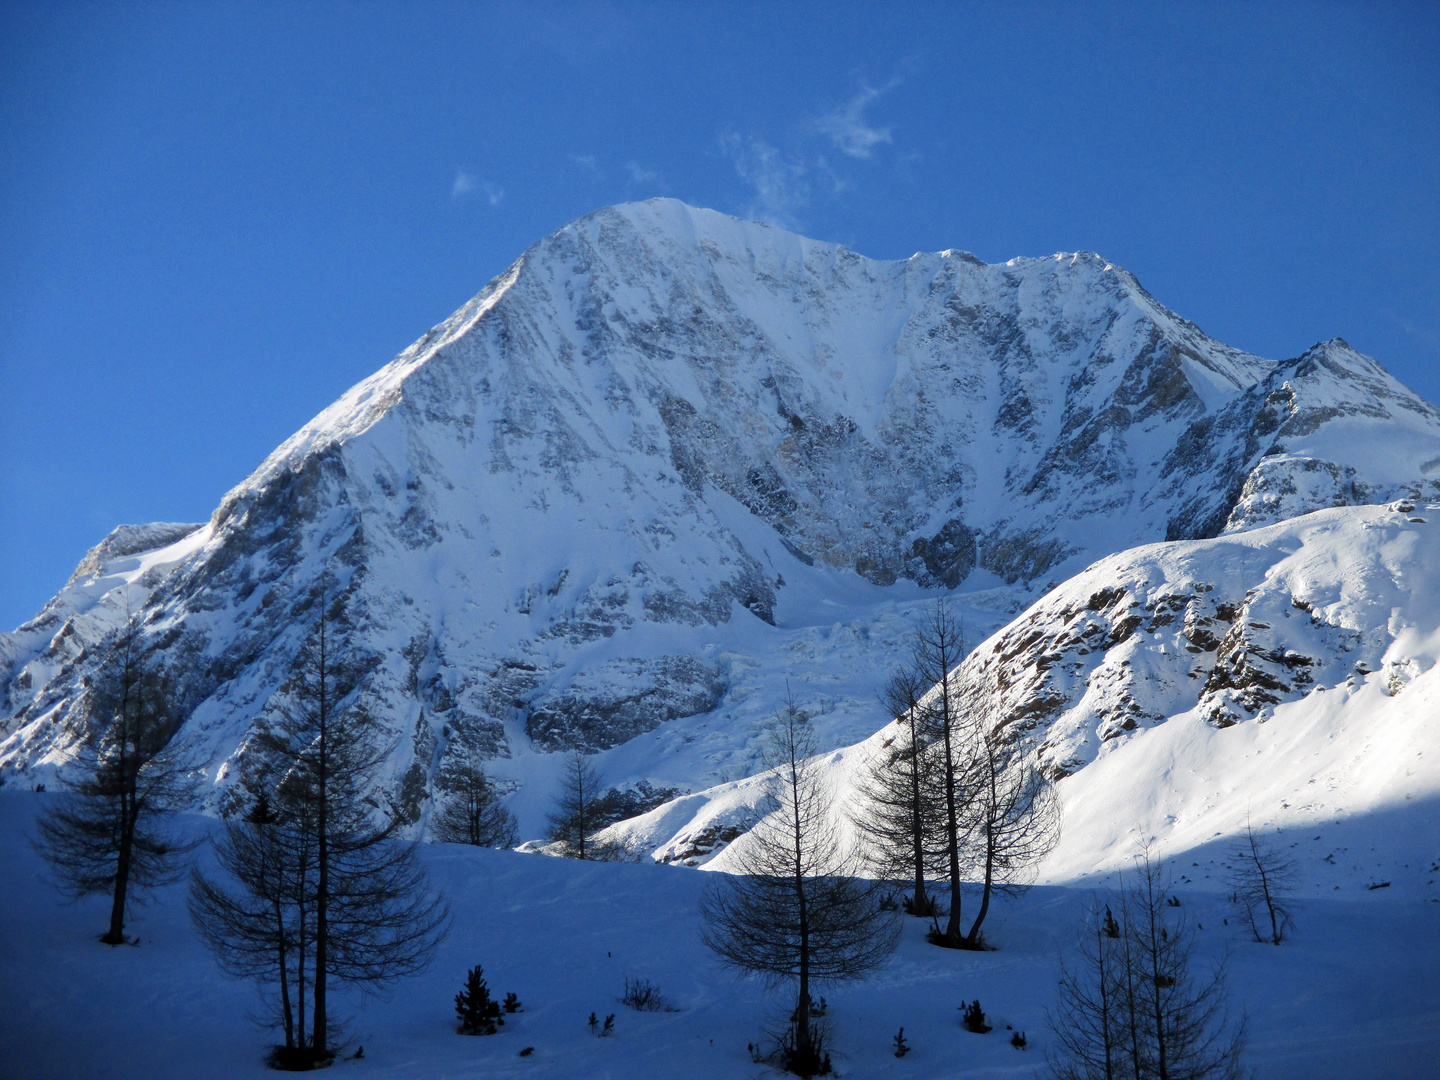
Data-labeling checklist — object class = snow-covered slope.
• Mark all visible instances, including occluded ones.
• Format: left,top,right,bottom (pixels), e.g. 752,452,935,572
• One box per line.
5,200,1439,834
2,789,1437,1080
608,502,1440,899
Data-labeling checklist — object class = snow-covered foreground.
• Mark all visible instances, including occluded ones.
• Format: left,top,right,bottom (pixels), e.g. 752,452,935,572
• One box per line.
2,793,1436,1079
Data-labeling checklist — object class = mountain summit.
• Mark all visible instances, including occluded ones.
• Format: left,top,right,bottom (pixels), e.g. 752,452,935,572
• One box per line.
5,200,1438,829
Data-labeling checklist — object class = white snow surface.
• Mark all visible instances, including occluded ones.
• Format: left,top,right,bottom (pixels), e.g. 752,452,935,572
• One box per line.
1,790,1436,1079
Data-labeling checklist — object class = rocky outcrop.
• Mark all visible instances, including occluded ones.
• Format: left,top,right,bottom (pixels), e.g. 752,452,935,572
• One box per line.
949,501,1432,778
526,656,727,752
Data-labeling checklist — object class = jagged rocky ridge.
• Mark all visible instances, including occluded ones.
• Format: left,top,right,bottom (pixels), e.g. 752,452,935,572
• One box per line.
4,199,1439,833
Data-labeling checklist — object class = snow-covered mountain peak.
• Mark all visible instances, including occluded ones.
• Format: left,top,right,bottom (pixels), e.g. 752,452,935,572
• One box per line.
5,200,1439,840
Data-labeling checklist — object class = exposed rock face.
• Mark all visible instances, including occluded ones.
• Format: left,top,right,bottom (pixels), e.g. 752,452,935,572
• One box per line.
65,523,206,586
3,199,1438,824
951,500,1433,778
526,656,726,752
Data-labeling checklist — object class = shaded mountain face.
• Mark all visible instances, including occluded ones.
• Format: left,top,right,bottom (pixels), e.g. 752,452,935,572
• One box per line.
4,200,1439,824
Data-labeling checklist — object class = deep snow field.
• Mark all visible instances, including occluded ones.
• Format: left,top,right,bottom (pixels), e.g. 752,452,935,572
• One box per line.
2,793,1436,1080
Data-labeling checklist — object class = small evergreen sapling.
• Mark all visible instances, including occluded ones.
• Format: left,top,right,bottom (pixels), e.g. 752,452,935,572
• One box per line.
503,992,522,1013
1011,1030,1027,1049
455,965,503,1035
893,1027,910,1057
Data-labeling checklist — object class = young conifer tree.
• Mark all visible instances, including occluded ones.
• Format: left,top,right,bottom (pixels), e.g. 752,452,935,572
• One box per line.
35,616,198,944
701,698,900,1075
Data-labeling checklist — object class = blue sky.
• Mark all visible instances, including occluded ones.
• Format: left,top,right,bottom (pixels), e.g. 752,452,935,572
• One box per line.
2,1,1437,630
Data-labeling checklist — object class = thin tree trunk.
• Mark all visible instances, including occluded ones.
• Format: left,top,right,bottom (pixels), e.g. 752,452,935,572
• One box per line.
104,681,138,945
296,892,307,1053
313,615,329,1057
941,699,964,943
965,754,999,947
105,795,134,943
1257,852,1279,944
578,765,587,861
925,609,967,946
1118,891,1143,1080
1098,921,1115,1080
276,891,294,1049
904,700,931,916
966,830,995,947
1145,880,1170,1080
790,750,813,1066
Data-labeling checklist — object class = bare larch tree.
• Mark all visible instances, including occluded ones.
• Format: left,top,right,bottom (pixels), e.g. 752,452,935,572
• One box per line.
190,791,311,1050
1048,847,1245,1080
192,583,449,1065
430,748,518,848
701,698,900,1076
547,751,606,859
851,665,947,917
961,731,1060,947
1227,819,1295,945
913,601,976,947
35,615,197,944
1047,899,1123,1080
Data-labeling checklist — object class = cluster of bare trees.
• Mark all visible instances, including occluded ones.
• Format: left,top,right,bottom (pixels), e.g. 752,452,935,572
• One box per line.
189,587,449,1067
702,699,900,1075
854,602,1060,949
34,585,458,1067
1048,850,1246,1080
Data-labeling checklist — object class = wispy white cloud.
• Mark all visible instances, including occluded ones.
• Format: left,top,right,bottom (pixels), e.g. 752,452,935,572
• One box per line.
569,154,600,174
452,169,504,206
815,79,900,159
626,161,661,186
719,132,811,227
1383,309,1440,354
